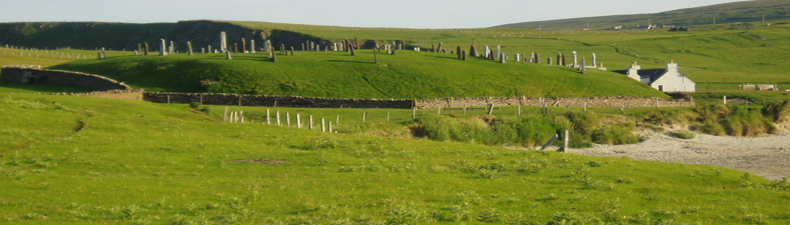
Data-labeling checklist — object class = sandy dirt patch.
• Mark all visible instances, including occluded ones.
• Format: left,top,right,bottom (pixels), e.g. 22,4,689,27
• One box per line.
569,129,790,181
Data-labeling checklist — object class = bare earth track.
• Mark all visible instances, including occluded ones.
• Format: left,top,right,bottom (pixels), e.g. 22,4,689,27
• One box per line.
570,129,790,181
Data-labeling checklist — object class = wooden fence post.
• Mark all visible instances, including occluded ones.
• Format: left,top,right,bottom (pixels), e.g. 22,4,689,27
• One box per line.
488,104,495,115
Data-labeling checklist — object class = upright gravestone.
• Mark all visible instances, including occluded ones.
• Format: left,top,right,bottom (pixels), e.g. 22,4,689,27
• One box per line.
500,53,506,64
250,40,256,53
457,46,462,59
484,45,490,58
143,42,149,55
227,50,232,60
572,51,578,67
592,53,597,68
187,41,194,55
431,44,435,53
547,57,552,66
234,43,238,53
581,57,587,74
208,45,212,53
202,47,205,54
333,43,338,51
220,31,228,53
242,38,247,53
264,40,271,52
535,53,540,64
529,52,535,63
557,53,562,65
461,50,467,60
515,53,520,62
562,54,567,66
496,46,501,58
160,39,167,56
437,42,443,53
470,41,478,57
137,43,142,55
169,41,174,54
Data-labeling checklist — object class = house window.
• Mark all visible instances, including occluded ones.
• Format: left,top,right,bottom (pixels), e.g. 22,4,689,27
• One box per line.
658,85,664,91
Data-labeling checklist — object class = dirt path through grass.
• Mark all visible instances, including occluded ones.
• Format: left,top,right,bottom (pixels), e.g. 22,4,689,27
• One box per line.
570,129,790,181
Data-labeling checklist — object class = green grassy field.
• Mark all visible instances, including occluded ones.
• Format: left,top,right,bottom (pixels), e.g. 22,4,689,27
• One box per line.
48,50,668,99
2,91,790,224
230,21,790,92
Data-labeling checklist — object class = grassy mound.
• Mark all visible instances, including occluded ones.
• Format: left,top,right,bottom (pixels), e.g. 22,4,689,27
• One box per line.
1,91,790,224
48,51,667,99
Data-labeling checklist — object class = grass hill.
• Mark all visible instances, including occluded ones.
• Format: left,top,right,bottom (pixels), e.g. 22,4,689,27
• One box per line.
47,50,667,99
4,10,790,95
494,0,790,31
2,90,790,224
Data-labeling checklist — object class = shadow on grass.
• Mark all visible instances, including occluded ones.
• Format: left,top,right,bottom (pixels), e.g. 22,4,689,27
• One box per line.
0,82,94,93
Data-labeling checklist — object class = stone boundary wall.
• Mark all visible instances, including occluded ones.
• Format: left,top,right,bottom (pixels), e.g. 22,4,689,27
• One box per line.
52,89,145,101
143,92,415,109
414,95,695,109
1,66,132,91
144,92,695,109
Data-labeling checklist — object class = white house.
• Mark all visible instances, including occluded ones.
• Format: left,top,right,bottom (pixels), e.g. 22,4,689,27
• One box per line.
624,61,696,92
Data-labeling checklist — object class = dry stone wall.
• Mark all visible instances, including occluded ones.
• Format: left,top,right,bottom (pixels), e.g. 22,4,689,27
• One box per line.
415,95,695,109
1,66,132,91
143,92,414,109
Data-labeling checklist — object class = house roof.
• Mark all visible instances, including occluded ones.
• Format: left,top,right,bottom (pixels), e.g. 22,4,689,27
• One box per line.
613,68,681,85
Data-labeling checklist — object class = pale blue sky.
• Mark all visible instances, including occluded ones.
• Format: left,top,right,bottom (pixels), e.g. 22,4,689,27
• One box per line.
1,0,744,28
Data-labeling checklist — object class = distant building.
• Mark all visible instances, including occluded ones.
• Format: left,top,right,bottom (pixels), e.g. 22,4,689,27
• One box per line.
619,61,696,92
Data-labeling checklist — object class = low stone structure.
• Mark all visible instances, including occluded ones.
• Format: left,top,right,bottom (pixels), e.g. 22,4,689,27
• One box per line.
143,92,414,108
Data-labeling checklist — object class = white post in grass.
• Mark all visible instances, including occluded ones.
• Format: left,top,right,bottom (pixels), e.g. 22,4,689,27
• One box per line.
224,106,229,122
387,112,390,122
297,114,302,128
309,116,314,130
329,122,333,133
724,96,727,105
321,118,326,132
276,111,281,126
286,113,291,127
336,115,339,125
240,111,244,123
563,130,569,153
266,109,270,124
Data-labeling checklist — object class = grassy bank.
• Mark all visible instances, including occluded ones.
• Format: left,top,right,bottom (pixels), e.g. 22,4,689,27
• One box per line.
2,91,790,224
49,50,667,99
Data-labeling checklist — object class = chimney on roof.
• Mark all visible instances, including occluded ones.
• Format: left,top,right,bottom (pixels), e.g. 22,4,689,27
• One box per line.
627,62,642,81
667,60,679,73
